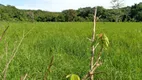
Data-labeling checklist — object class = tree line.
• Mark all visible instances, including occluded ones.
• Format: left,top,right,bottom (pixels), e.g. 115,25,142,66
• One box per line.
0,2,142,22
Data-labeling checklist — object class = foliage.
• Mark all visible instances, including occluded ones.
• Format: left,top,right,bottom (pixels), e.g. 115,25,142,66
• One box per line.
66,74,80,80
96,34,109,50
0,2,142,22
62,9,77,22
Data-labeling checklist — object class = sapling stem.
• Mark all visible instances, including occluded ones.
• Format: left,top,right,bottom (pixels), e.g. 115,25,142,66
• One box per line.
90,7,97,80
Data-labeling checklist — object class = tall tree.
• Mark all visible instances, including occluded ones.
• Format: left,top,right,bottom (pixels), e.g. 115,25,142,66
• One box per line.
130,2,142,21
111,0,124,22
62,9,77,22
77,7,93,18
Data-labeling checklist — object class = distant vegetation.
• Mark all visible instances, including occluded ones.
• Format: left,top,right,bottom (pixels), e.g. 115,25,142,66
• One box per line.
0,2,142,22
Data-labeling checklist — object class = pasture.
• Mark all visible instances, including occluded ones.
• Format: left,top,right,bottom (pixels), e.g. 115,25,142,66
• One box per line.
0,22,142,80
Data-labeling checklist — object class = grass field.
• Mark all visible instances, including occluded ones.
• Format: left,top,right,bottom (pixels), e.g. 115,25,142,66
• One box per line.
0,22,142,80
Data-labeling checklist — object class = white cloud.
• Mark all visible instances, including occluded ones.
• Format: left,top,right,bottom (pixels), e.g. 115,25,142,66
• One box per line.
15,0,142,12
16,0,112,12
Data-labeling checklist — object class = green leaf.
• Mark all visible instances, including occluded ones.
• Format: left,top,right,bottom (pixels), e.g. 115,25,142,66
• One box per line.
66,74,80,80
102,34,109,50
66,74,72,78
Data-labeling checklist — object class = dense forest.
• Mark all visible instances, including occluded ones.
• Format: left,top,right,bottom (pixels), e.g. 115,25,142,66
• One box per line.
0,2,142,22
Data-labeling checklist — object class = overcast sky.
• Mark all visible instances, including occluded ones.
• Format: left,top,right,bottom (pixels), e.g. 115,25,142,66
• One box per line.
0,0,141,12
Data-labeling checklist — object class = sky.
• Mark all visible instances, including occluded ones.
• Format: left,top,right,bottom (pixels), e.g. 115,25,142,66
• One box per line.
0,0,141,12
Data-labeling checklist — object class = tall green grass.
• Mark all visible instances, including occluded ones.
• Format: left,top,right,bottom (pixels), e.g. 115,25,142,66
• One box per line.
0,22,142,80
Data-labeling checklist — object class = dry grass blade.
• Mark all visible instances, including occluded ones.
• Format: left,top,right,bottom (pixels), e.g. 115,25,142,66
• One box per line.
1,27,34,80
20,74,28,80
0,26,9,42
2,33,25,80
44,56,54,80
